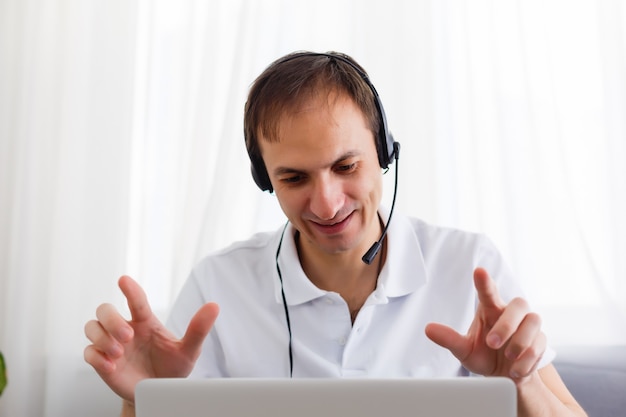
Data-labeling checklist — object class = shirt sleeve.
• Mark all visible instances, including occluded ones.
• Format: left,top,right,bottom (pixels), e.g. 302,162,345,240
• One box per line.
166,265,228,378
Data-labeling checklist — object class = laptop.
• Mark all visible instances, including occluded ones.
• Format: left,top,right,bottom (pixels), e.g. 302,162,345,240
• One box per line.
135,377,517,417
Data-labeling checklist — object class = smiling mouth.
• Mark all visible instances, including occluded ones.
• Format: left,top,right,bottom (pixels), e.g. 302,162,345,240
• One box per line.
311,212,353,235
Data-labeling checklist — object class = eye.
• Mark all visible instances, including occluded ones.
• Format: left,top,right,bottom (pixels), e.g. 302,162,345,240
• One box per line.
336,162,357,173
281,174,305,184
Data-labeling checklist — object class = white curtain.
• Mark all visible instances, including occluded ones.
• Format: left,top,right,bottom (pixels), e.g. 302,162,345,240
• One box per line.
0,0,624,416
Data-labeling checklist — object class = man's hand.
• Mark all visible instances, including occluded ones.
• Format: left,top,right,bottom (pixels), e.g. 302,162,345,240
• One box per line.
84,276,219,402
425,267,546,384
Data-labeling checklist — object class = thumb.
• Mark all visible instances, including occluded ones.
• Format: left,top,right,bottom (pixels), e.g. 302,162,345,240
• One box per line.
180,302,220,359
425,323,471,361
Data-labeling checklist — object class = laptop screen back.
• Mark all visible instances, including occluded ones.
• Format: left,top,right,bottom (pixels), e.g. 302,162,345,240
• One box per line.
135,377,516,417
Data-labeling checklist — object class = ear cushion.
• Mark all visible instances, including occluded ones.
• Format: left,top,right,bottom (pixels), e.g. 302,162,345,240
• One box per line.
250,153,272,192
371,90,395,169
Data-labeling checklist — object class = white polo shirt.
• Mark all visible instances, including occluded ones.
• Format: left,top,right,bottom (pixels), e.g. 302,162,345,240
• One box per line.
167,209,553,378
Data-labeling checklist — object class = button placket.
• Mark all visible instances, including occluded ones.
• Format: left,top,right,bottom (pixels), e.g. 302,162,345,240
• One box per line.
340,303,376,374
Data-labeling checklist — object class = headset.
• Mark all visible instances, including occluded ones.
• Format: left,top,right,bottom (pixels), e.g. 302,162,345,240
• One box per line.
247,51,401,265
246,51,400,193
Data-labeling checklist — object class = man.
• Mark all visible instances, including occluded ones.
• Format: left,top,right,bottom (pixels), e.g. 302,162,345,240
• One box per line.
84,51,586,417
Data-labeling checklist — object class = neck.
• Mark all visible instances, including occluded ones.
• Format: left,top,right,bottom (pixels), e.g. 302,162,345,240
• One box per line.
295,226,386,321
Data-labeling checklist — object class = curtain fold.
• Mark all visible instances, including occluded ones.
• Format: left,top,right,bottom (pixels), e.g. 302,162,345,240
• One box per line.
0,1,624,416
0,1,137,416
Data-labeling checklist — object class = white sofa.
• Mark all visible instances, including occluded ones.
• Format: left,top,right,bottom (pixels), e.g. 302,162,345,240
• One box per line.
553,345,626,417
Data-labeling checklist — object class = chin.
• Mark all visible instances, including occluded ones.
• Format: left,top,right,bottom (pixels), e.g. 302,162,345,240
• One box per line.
317,232,368,256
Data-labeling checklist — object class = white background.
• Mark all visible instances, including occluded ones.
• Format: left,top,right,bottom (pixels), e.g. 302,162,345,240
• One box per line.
1,1,624,416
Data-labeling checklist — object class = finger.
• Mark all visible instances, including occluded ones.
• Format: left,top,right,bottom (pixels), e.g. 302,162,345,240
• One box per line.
95,303,134,343
118,275,153,323
180,302,220,359
503,311,542,361
485,297,531,350
425,323,471,362
473,268,505,310
509,330,547,379
84,319,125,358
84,344,116,374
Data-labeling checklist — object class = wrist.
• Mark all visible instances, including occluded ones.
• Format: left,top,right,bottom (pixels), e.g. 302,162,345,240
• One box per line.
121,398,136,417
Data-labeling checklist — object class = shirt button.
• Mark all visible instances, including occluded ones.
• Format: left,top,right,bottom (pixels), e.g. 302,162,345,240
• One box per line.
325,298,333,305
338,336,347,345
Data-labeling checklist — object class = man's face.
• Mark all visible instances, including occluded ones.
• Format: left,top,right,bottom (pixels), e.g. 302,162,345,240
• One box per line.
259,90,383,260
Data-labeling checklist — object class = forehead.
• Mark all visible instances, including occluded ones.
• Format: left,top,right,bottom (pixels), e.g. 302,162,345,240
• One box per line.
259,92,377,169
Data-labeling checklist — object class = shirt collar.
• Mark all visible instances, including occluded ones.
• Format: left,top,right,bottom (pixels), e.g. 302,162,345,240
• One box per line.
274,222,326,305
376,206,427,297
273,207,427,306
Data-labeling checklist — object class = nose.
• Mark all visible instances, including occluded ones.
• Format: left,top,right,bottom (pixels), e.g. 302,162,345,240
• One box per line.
309,175,344,221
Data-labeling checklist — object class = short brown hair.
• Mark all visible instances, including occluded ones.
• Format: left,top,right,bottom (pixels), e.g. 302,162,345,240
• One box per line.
243,51,381,187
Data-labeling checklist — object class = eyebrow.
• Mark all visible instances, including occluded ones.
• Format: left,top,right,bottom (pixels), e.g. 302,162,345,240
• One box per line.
272,151,361,176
